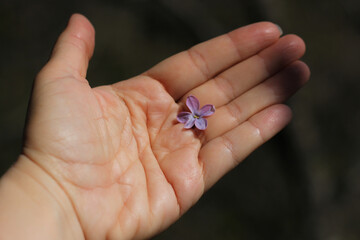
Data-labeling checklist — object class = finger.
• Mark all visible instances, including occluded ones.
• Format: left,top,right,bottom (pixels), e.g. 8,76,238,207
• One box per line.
200,104,292,190
184,34,306,107
204,61,310,141
144,22,282,100
38,14,95,80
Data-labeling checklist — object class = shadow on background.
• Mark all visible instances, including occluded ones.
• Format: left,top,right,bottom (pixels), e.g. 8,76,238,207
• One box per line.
0,0,359,239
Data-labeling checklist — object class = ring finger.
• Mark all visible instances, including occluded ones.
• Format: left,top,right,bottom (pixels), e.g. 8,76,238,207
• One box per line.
204,60,310,141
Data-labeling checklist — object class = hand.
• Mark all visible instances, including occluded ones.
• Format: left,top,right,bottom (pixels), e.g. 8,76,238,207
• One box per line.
0,14,309,239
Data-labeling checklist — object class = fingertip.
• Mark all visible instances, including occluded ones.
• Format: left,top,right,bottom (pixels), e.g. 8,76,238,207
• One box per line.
269,104,293,127
67,13,95,58
249,104,292,141
37,13,95,81
258,34,306,73
290,60,311,85
227,21,282,57
250,21,283,41
61,13,95,60
281,34,306,60
257,21,283,37
241,21,283,37
47,13,95,78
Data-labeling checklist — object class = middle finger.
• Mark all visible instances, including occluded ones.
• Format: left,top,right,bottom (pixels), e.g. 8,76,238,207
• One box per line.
181,34,306,108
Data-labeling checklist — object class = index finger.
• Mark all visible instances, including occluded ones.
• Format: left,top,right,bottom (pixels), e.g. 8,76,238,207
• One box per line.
144,22,282,100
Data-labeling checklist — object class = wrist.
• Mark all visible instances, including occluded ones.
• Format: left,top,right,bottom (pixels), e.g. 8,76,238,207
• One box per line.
0,154,84,239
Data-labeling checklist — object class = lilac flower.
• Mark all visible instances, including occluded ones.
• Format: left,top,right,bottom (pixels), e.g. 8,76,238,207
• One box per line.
177,95,215,130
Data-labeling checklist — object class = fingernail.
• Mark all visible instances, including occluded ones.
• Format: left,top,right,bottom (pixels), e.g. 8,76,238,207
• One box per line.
275,24,283,36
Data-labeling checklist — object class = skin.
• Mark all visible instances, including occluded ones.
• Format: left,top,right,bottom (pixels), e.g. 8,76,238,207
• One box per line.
0,14,309,239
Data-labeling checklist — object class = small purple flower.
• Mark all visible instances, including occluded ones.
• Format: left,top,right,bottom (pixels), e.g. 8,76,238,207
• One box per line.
177,95,215,130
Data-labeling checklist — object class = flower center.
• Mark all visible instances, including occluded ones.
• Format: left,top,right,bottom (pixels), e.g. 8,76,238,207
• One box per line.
194,114,200,119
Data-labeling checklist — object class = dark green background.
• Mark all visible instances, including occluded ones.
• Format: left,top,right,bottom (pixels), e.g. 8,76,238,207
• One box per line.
1,0,359,239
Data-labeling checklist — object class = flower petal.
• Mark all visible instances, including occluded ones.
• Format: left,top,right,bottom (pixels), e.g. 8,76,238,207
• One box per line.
184,116,196,129
199,104,215,117
186,95,200,114
195,118,208,130
177,112,192,123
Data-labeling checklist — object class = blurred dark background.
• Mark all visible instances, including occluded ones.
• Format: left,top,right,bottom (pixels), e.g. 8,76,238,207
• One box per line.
1,0,359,239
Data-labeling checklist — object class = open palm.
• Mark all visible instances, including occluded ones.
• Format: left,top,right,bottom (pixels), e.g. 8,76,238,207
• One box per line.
21,14,309,239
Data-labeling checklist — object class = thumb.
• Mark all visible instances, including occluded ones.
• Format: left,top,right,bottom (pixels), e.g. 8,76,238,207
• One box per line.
38,14,95,81
25,14,96,135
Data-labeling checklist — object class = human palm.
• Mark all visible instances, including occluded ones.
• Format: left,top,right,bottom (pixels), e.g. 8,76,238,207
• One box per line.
20,14,309,239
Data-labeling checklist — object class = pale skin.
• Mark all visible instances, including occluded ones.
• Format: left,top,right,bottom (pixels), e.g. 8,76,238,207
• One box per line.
0,14,309,239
